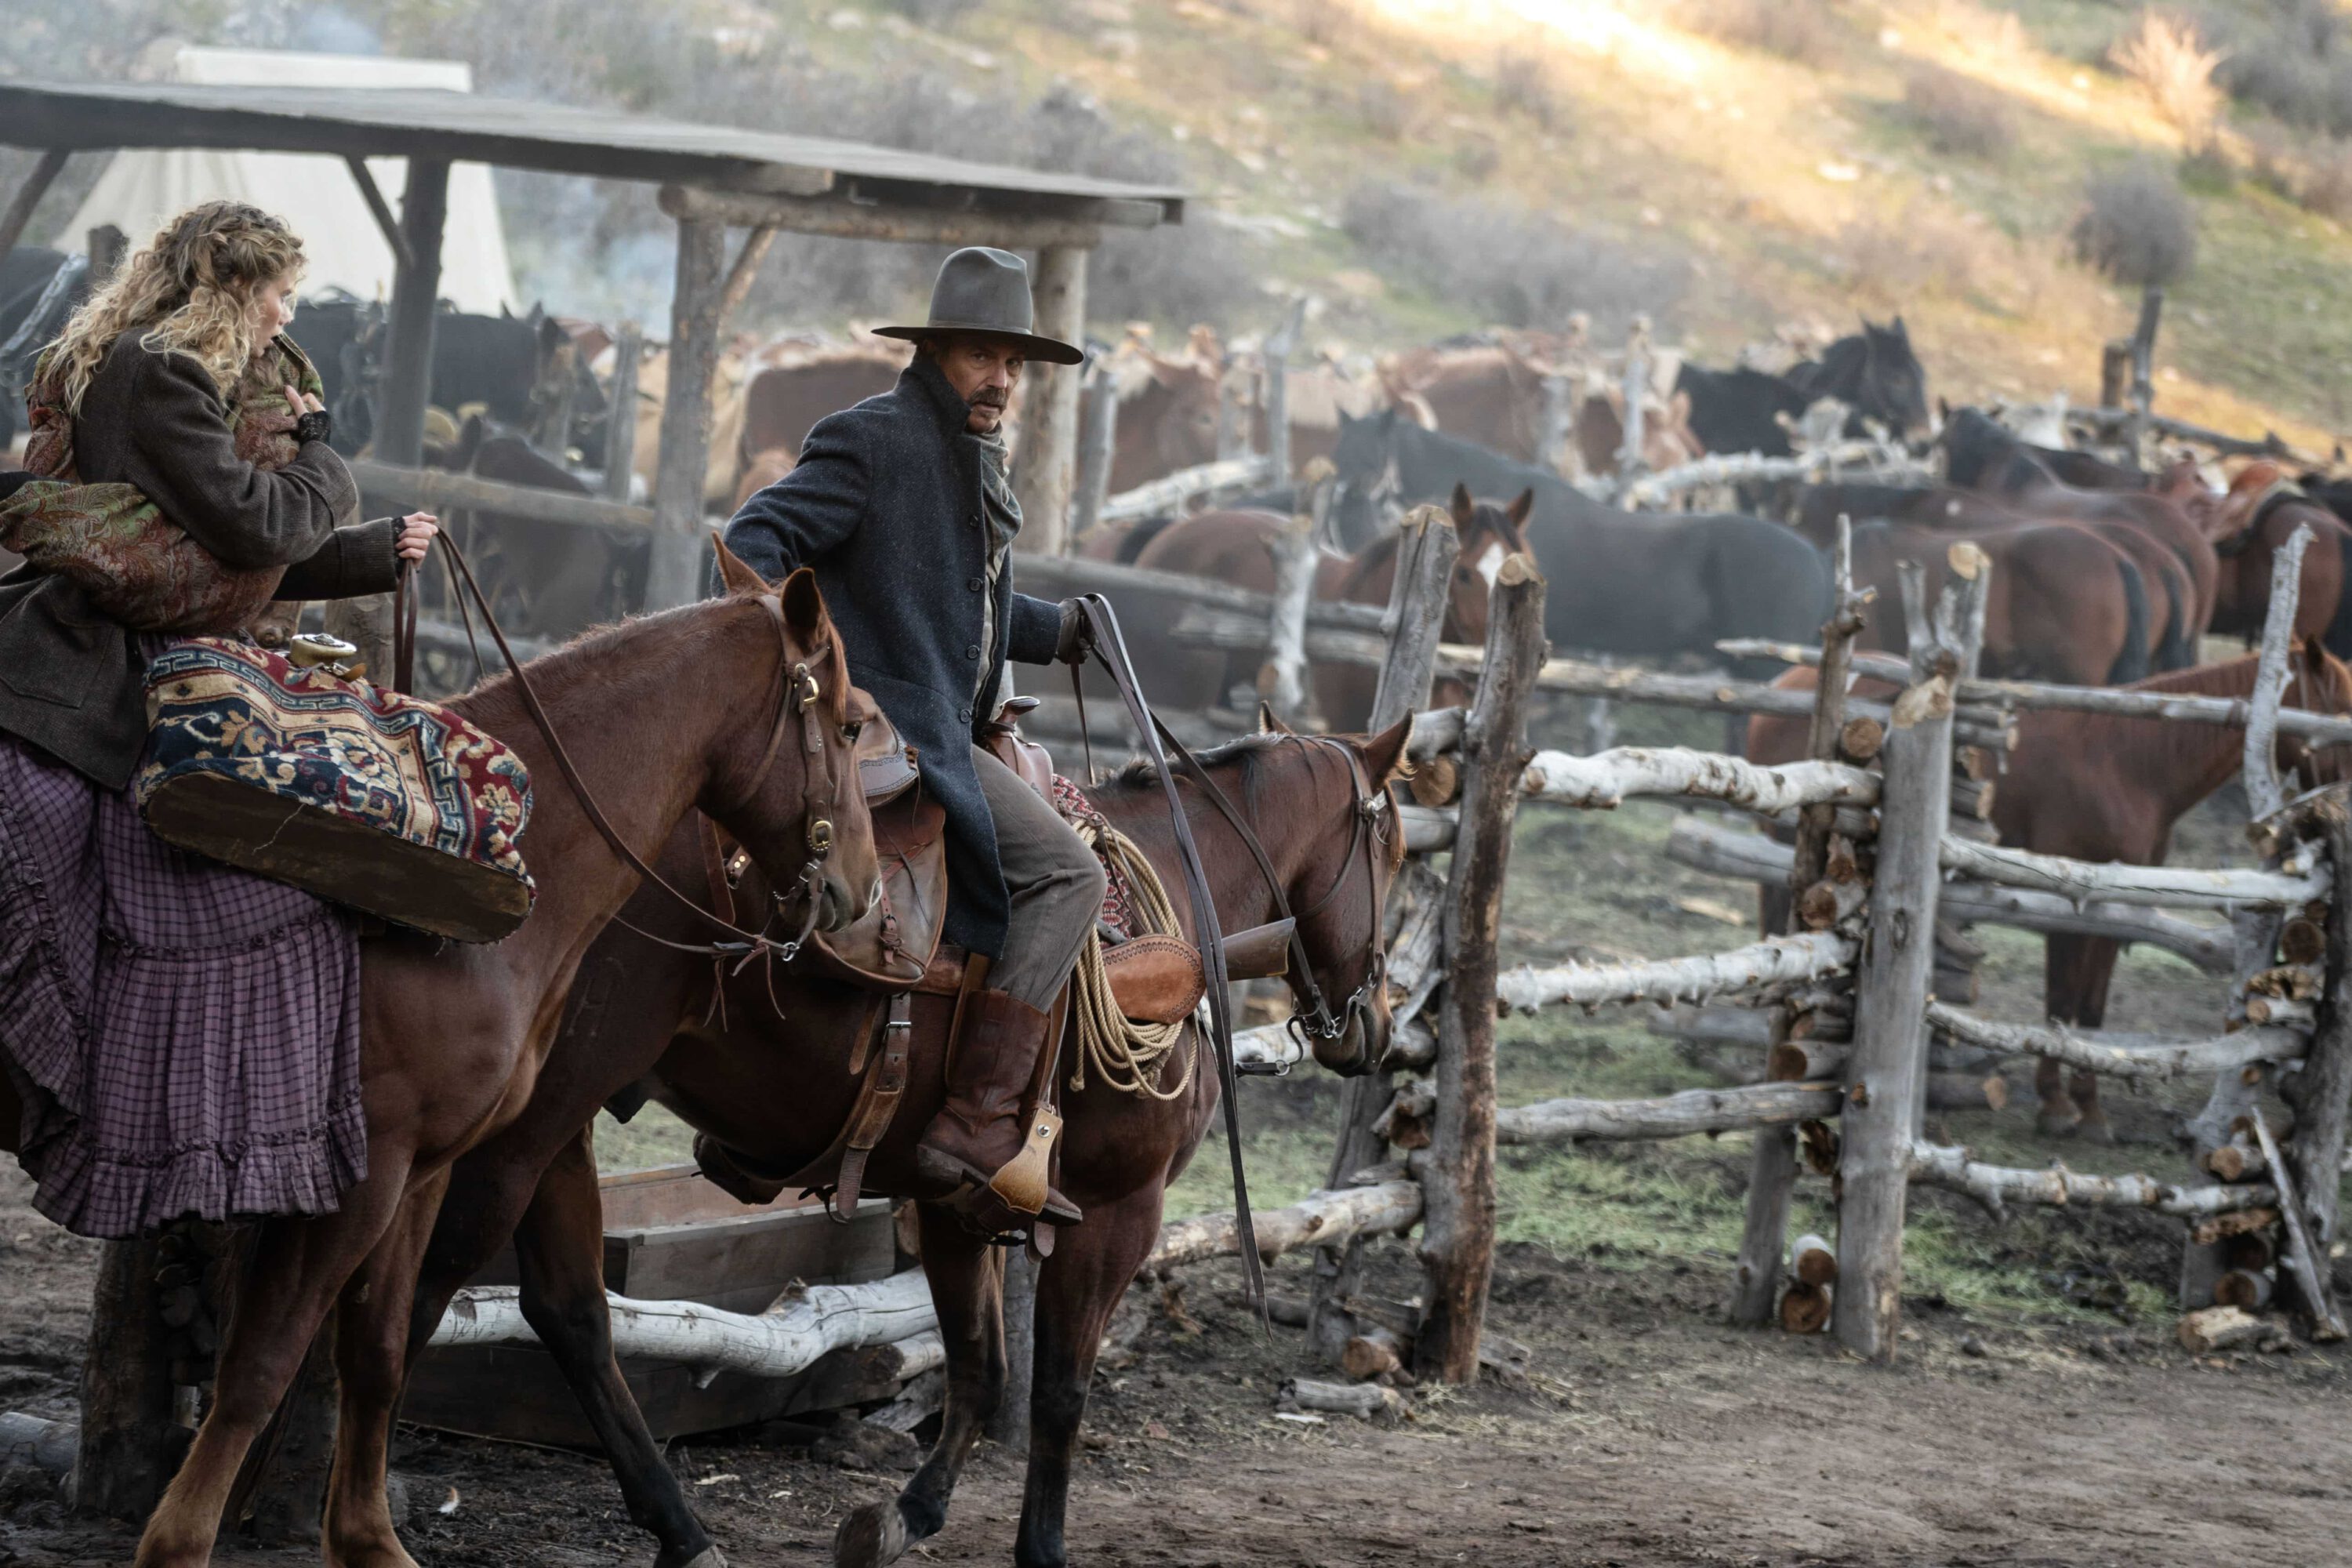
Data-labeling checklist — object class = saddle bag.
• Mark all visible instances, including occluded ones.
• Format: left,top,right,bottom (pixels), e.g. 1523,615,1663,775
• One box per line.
133,639,538,942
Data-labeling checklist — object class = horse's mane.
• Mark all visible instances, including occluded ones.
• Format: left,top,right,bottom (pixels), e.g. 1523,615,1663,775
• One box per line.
1102,731,1289,794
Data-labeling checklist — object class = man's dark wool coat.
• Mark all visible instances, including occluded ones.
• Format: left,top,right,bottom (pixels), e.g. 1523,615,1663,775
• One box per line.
724,354,1062,961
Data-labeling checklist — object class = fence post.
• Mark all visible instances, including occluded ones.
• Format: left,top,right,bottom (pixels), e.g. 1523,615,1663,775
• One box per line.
1730,516,1866,1325
1832,550,1982,1361
1071,361,1119,543
2183,524,2312,1304
1215,354,1249,463
2124,285,2163,460
1307,506,1461,1363
601,321,642,502
2285,793,2352,1338
1258,506,1319,725
1415,553,1546,1381
1614,316,1650,485
1261,297,1305,490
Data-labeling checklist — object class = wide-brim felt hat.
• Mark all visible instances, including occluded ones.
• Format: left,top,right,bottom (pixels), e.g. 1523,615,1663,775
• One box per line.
872,246,1084,365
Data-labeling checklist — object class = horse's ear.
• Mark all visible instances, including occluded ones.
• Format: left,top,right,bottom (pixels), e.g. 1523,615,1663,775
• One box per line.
1506,488,1535,530
1361,713,1414,789
779,565,827,641
710,531,771,596
1258,699,1297,736
1450,481,1475,530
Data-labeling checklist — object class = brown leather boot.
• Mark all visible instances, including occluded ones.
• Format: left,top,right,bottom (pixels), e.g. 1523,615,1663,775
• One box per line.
914,989,1083,1232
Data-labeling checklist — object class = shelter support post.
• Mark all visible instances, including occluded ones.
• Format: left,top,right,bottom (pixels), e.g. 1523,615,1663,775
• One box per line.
603,323,642,501
1071,361,1118,541
375,158,449,469
646,216,729,610
1416,554,1545,1382
0,149,69,260
1011,242,1090,557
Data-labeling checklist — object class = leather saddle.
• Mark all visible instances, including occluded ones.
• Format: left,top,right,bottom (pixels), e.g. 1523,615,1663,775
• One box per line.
692,699,1287,1228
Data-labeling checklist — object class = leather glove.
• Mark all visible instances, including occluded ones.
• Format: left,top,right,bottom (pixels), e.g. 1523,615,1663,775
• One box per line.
1054,598,1094,665
294,408,333,447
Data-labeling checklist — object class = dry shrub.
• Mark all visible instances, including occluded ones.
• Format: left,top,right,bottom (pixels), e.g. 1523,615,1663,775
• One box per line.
1904,63,2017,158
1673,0,1845,66
1494,46,1563,130
1357,78,1410,141
1933,0,2029,64
2071,158,2199,286
2300,140,2352,220
1294,0,1351,46
2110,10,2224,146
1340,180,1687,331
2205,1,2352,136
1454,134,1502,183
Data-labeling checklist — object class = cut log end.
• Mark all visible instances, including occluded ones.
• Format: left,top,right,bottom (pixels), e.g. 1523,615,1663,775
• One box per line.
2213,1269,2275,1312
1338,1326,1410,1384
1838,717,1885,764
1779,1280,1831,1334
1409,756,1461,809
2178,1305,2277,1354
1791,1233,1837,1287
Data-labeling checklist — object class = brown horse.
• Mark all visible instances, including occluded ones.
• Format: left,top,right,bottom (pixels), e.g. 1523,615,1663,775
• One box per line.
1811,515,2154,686
19,566,883,1568
1128,485,1528,724
368,708,1413,1568
1938,407,2220,635
1799,482,2201,672
2162,459,2352,658
1751,644,2352,1138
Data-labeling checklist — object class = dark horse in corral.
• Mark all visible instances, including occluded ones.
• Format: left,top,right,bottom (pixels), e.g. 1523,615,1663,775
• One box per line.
43,565,880,1568
2160,459,2352,659
1674,318,1929,456
1127,484,1529,724
381,684,1411,1568
1331,408,1831,673
1751,644,2352,1138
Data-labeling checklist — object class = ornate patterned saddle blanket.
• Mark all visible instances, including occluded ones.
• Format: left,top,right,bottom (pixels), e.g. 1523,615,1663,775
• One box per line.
135,640,537,942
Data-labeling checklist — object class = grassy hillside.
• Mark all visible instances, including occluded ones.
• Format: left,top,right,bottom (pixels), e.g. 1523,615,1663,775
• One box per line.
858,0,2352,452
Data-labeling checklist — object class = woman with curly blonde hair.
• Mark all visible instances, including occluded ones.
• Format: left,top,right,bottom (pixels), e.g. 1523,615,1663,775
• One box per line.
0,200,437,1239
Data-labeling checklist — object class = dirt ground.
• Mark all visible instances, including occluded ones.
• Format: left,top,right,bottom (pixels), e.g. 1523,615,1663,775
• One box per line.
4,1144,2349,1568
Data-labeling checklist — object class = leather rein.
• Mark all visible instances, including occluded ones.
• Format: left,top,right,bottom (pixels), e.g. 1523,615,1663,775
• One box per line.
391,535,849,963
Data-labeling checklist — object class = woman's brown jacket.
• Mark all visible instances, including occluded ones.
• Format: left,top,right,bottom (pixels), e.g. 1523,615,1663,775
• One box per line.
0,335,399,788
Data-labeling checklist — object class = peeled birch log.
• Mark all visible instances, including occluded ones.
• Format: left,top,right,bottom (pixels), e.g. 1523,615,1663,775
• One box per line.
2178,1305,2278,1353
1234,1024,1308,1074
2215,1269,2276,1311
2249,1105,2347,1340
2205,1142,2267,1181
1339,1326,1409,1383
1406,705,1466,762
1098,453,1276,523
1380,1018,1439,1073
427,1270,937,1380
2244,995,2318,1029
1146,1181,1424,1273
1925,1000,2307,1083
1797,877,1867,931
1497,932,1856,1014
1664,818,2234,971
1276,1377,1406,1424
1791,1233,1838,1287
1519,747,1878,814
2190,1208,2279,1247
1719,637,2352,750
1938,836,2328,913
1494,1080,1842,1145
1778,1280,1832,1334
1906,1142,2279,1217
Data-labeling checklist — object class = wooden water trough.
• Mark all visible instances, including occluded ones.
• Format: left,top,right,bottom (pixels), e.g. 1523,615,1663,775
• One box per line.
405,1163,905,1446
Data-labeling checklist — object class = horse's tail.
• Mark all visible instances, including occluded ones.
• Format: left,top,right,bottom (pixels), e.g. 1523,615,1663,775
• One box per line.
2106,557,2151,685
2325,523,2352,658
2155,561,2196,671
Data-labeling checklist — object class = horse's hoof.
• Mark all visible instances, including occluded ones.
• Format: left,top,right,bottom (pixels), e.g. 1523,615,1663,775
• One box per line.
835,1501,909,1568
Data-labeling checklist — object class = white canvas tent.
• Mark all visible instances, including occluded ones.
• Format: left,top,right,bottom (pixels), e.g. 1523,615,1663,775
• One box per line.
57,46,517,314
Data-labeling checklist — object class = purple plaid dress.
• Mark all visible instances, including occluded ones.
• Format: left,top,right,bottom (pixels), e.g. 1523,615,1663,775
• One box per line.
0,715,365,1239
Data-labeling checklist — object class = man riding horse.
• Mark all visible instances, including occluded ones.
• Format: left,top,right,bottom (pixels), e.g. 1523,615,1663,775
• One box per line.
724,247,1104,1236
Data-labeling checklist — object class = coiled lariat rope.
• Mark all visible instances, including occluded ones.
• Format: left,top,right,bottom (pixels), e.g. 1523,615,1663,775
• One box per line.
1068,819,1196,1101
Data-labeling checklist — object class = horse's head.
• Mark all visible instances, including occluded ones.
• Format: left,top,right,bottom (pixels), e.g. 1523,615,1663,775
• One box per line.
709,541,880,939
1862,316,1929,437
1936,405,2018,488
1252,710,1416,1075
2283,638,2352,791
1443,483,1534,646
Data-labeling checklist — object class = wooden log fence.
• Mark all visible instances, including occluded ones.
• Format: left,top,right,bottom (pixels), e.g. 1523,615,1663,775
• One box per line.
1925,1000,2307,1083
1906,1144,2281,1219
1096,453,1275,524
1496,932,1856,1014
1496,1081,1842,1145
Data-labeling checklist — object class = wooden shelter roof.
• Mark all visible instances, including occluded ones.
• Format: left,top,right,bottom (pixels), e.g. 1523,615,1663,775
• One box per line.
0,82,1184,227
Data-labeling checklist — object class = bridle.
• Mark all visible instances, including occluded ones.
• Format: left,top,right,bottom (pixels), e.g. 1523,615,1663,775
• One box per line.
397,535,855,964
1158,730,1396,1060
